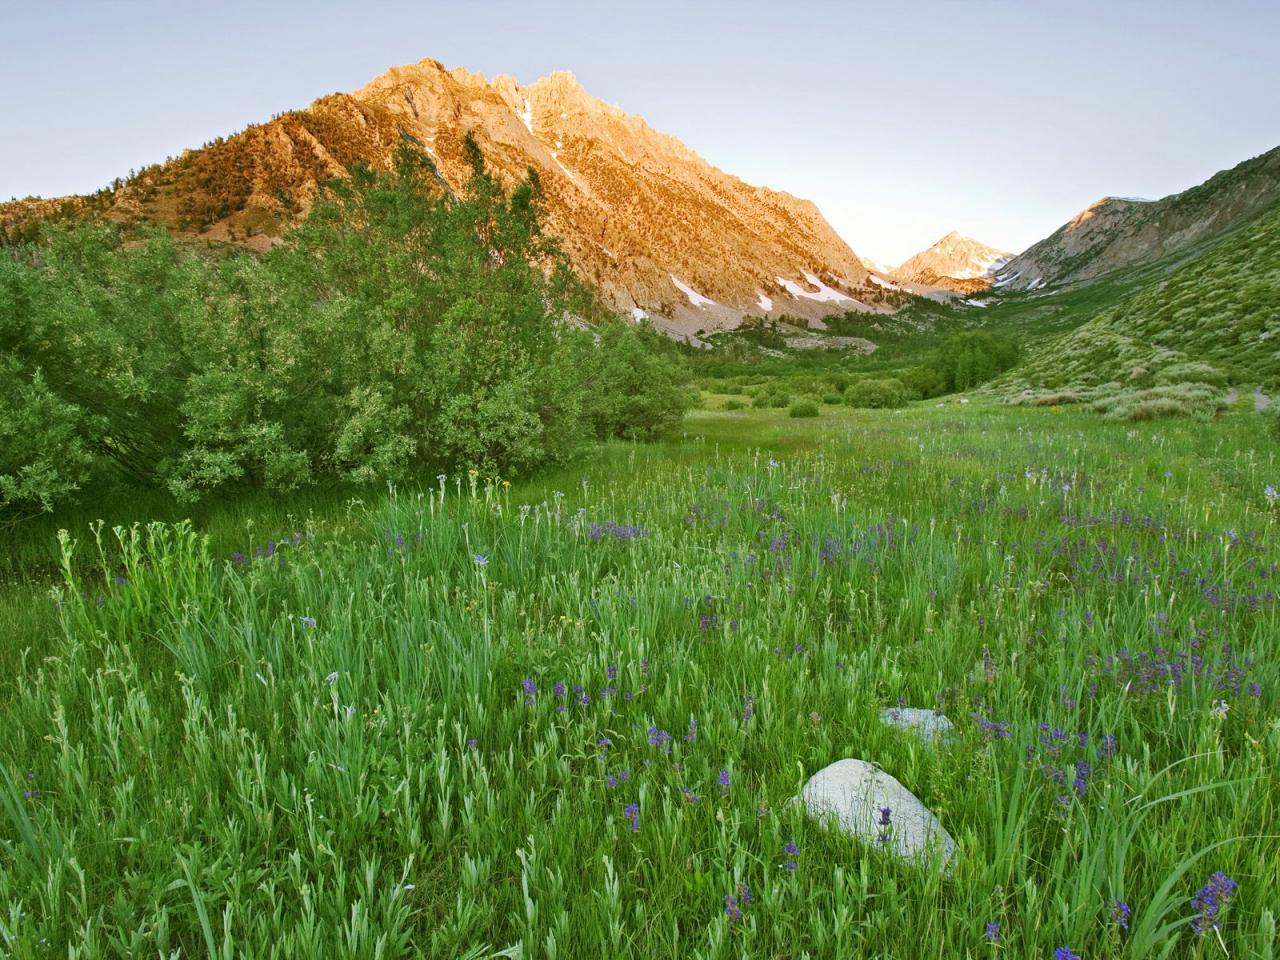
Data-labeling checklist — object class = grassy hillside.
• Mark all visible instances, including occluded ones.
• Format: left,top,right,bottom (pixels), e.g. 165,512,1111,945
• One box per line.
1,403,1276,956
993,205,1280,417
996,144,1280,291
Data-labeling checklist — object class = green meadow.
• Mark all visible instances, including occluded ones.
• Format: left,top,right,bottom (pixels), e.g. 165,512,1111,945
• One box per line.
2,402,1277,958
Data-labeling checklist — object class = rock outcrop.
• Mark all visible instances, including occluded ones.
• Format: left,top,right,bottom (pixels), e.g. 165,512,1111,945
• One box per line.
800,759,956,868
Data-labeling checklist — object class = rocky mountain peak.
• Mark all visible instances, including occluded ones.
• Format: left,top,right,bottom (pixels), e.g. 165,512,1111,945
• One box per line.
0,57,889,337
891,232,1011,294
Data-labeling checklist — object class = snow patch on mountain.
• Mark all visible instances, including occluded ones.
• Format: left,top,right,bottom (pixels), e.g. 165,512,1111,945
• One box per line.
671,275,717,308
776,273,854,304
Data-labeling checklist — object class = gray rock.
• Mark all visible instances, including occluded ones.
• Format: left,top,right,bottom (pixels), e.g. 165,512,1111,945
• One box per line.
879,706,955,748
801,759,956,868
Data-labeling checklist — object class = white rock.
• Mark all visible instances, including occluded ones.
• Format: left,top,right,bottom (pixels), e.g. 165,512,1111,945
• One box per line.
801,759,956,868
879,707,955,748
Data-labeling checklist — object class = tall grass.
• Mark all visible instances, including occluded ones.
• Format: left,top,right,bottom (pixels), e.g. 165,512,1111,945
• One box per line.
2,404,1277,958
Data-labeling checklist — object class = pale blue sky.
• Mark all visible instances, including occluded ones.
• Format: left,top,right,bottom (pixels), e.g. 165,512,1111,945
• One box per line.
3,0,1277,263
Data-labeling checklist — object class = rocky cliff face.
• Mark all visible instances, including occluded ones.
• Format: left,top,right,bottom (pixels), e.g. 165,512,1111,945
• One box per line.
891,231,1010,294
2,59,886,334
993,145,1280,291
356,62,883,332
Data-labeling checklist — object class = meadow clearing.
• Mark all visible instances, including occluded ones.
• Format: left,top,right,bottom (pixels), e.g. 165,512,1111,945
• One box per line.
1,402,1277,958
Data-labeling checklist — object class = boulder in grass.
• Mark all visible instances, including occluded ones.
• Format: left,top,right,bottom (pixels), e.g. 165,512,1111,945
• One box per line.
879,706,955,748
801,759,956,869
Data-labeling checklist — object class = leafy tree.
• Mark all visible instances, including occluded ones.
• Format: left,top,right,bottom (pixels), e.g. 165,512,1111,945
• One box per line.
582,321,694,441
0,139,689,518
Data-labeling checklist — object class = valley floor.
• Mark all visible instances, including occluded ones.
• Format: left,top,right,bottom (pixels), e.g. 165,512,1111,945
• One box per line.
2,403,1277,958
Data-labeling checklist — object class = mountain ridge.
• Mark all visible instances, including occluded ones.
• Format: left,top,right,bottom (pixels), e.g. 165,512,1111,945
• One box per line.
1,58,895,336
993,145,1280,291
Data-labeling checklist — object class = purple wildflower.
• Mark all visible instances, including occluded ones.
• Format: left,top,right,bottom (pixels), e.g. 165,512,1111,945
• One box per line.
648,726,672,751
1072,759,1091,798
1191,871,1237,935
522,677,536,706
984,921,1001,943
781,839,799,871
1097,734,1117,761
724,894,742,923
623,802,640,832
876,806,892,845
1054,949,1081,960
300,615,317,629
972,712,1012,741
718,768,731,794
1109,899,1131,930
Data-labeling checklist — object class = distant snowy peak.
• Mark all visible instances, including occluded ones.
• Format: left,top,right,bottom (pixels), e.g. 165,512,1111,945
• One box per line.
891,232,1012,294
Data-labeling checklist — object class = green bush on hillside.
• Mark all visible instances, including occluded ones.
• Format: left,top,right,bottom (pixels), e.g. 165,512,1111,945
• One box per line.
788,398,819,418
845,378,911,409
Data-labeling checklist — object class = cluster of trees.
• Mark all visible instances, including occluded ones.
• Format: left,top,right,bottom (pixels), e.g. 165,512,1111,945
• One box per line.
708,329,1020,413
843,332,1020,406
1,140,692,519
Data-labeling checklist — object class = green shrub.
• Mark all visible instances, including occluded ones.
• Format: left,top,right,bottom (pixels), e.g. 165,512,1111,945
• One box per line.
845,378,910,409
821,392,844,405
0,364,100,517
1153,361,1229,387
753,389,791,409
1089,383,1227,421
788,398,819,418
898,365,947,399
582,321,694,441
0,140,690,516
723,398,745,411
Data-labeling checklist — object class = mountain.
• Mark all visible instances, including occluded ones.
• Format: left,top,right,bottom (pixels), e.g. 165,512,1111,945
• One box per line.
891,232,1010,293
0,59,886,335
993,200,1280,417
993,145,1280,292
